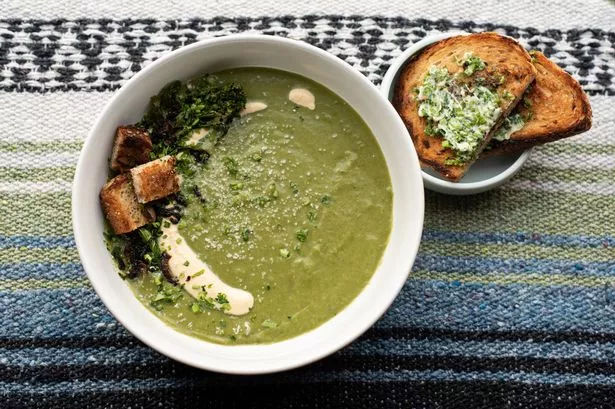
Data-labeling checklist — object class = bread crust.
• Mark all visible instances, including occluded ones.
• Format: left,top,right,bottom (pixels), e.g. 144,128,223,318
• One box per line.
486,51,592,155
393,32,536,181
130,155,180,204
110,126,153,172
100,173,155,234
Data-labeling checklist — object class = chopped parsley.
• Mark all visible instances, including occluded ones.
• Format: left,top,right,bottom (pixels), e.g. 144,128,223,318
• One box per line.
150,273,184,311
191,291,230,313
458,52,486,76
502,90,514,100
529,50,538,63
290,181,299,195
307,209,317,222
229,181,244,191
296,228,309,242
223,157,239,177
523,97,533,108
261,319,278,329
215,293,229,305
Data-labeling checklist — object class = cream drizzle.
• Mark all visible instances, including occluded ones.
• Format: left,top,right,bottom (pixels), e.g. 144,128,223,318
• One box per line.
159,222,254,316
288,88,315,110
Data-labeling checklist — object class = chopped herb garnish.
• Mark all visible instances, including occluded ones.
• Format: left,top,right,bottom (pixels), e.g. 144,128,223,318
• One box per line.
529,50,538,63
241,228,251,242
307,210,317,222
268,183,279,199
457,52,486,76
424,124,436,136
192,269,205,279
444,156,467,167
296,228,309,242
523,97,533,108
138,229,152,242
321,194,332,205
183,260,190,267
502,90,514,100
230,181,244,190
140,76,247,158
223,157,239,177
261,319,278,329
215,293,229,305
150,273,184,311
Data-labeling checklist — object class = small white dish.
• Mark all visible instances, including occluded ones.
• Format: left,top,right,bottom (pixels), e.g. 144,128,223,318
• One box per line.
380,32,532,195
72,35,424,374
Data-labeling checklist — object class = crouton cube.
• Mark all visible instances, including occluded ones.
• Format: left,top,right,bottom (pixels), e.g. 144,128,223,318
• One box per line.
130,155,180,203
100,174,155,234
110,126,153,172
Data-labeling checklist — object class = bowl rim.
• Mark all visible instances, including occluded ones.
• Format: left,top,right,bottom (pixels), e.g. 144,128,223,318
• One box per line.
379,31,532,195
72,34,425,374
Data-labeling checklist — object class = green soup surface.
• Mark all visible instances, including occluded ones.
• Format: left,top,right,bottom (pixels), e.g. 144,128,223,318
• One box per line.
128,68,392,345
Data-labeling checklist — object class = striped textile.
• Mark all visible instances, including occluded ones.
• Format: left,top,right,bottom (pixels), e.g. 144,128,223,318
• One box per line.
1,0,615,406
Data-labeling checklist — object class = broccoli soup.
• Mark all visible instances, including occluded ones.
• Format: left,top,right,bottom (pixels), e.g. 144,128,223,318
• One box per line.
103,68,392,345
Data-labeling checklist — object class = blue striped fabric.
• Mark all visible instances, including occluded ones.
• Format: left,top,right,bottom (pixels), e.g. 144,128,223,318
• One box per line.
1,10,615,409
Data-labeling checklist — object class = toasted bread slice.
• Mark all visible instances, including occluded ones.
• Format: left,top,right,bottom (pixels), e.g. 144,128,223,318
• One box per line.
393,32,536,181
486,51,592,155
100,174,155,234
130,155,180,203
110,126,153,172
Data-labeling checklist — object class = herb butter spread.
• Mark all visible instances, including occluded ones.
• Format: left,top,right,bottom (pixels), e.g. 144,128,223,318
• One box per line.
493,113,525,141
415,53,519,164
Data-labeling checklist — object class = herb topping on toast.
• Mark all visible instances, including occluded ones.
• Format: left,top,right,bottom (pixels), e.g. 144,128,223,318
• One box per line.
415,52,516,165
393,32,537,181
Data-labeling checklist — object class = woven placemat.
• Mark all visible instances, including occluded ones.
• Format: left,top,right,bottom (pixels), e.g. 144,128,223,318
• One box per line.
1,2,615,407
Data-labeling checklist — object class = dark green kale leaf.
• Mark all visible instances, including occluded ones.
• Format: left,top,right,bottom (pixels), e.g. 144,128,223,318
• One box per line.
139,75,247,158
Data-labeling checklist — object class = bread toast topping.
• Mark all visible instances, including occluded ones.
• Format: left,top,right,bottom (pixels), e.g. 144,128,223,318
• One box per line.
485,51,592,155
415,53,503,165
492,113,525,142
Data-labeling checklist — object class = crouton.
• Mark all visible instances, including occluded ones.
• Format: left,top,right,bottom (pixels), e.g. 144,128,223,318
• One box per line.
110,126,153,172
100,174,155,234
130,156,180,203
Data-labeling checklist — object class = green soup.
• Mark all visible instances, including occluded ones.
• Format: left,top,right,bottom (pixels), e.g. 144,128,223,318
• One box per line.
128,68,393,345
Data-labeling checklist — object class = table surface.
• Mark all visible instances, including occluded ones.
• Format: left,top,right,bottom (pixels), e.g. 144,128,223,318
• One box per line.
1,0,615,407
